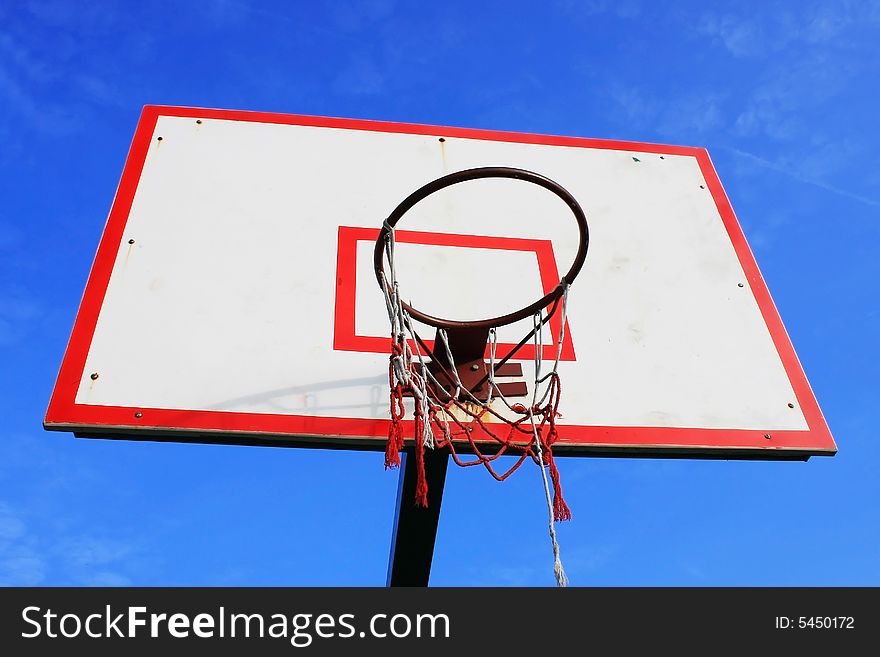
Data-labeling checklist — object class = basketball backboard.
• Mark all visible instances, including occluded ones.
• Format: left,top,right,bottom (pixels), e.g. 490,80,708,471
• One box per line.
45,105,835,460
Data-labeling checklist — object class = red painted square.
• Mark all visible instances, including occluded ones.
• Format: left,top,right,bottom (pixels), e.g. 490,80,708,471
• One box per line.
333,226,576,361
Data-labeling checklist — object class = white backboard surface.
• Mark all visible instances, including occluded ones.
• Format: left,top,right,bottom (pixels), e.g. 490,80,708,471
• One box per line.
45,106,835,458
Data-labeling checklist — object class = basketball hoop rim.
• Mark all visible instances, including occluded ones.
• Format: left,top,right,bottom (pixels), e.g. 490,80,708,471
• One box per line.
373,166,590,330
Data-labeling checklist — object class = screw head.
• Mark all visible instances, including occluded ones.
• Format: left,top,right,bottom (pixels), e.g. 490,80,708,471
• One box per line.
90,372,99,380
470,364,480,371
764,433,771,439
788,403,795,409
128,238,135,245
438,137,446,143
737,282,744,288
157,136,163,141
134,412,143,418
196,119,202,124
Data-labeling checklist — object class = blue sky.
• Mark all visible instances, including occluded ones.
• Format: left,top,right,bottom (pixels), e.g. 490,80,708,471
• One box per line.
1,0,878,586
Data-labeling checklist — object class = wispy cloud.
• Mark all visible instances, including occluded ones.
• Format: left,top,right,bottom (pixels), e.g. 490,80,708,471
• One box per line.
0,500,142,586
201,0,254,27
0,27,82,134
0,502,47,585
724,146,880,208
0,285,43,347
465,562,544,586
72,72,124,107
332,57,385,96
329,0,397,33
732,51,851,141
593,3,880,211
607,84,728,141
698,14,767,58
59,536,135,571
0,218,24,251
562,543,618,579
24,0,121,35
0,432,153,586
556,0,641,20
681,560,711,583
698,3,880,58
657,93,726,138
55,536,135,586
82,571,132,586
0,5,137,137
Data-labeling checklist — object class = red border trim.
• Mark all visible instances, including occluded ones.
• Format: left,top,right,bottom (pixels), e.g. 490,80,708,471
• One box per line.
45,107,159,430
333,226,576,361
44,105,836,456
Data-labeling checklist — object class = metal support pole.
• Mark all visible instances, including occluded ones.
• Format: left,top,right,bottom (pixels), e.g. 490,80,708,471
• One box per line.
386,447,449,587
